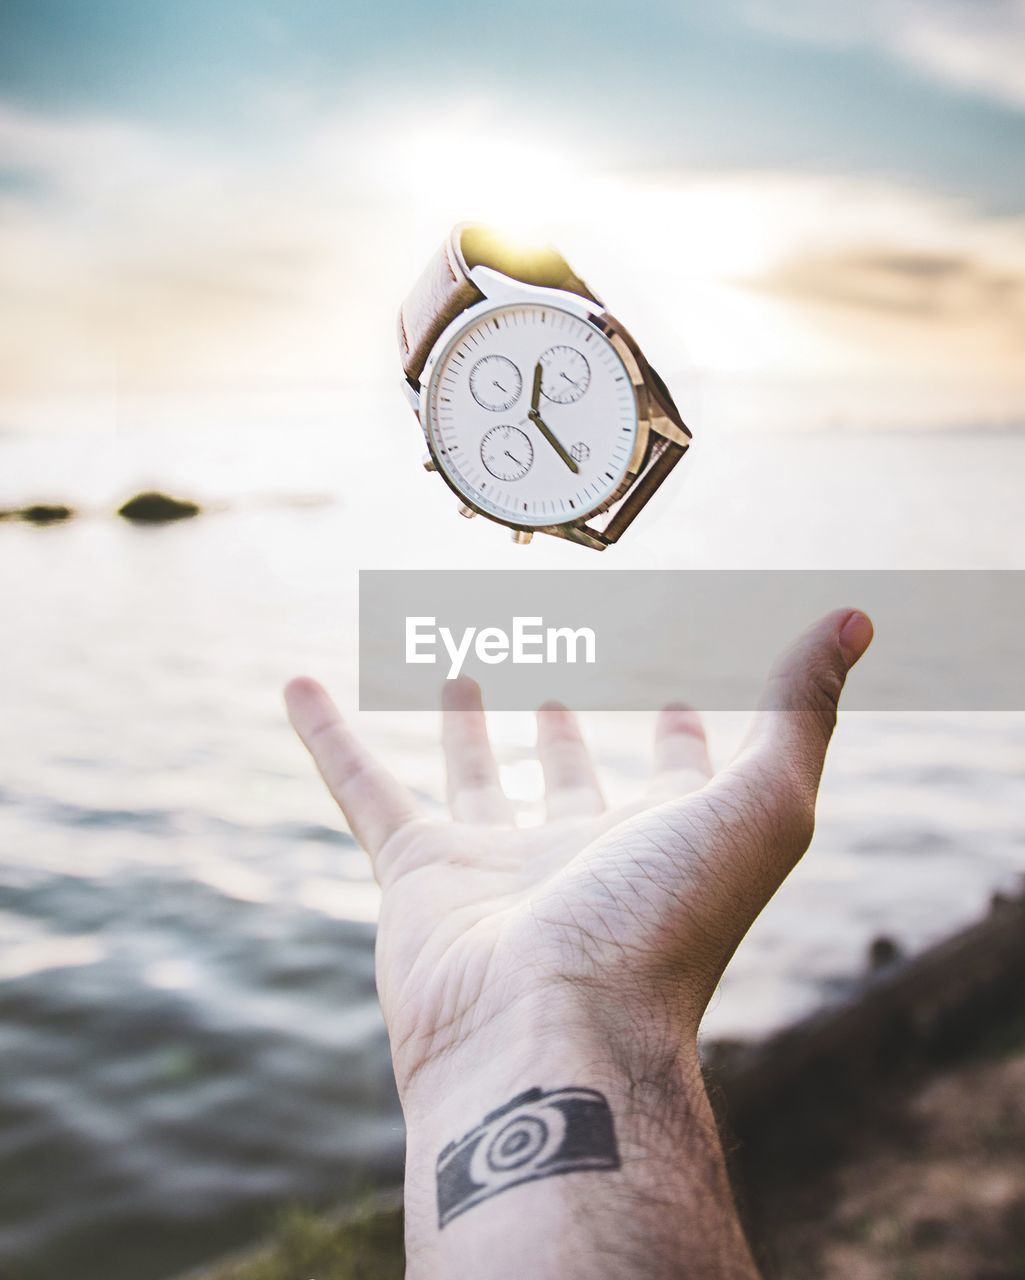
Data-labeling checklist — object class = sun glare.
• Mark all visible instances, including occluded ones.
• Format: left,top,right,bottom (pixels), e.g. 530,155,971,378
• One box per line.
367,112,592,239
5,93,1024,414
346,110,817,374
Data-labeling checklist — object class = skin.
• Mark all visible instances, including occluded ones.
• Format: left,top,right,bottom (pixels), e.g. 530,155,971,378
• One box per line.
285,607,874,1279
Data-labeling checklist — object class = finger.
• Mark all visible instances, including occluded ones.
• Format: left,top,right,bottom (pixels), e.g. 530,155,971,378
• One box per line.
669,610,874,936
731,608,874,809
652,703,713,794
442,678,514,825
285,676,420,872
536,703,605,820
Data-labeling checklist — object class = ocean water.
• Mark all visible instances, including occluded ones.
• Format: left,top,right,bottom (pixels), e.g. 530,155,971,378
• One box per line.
1,406,1024,1279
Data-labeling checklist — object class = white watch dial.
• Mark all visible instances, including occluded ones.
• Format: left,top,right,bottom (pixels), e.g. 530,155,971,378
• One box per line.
424,303,640,529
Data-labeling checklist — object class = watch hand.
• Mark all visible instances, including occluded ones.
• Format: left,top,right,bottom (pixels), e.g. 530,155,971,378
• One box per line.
528,408,580,474
505,450,523,466
531,361,543,414
529,361,578,473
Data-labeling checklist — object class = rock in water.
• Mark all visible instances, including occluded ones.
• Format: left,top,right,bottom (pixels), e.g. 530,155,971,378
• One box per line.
868,935,902,970
117,491,201,523
0,503,75,524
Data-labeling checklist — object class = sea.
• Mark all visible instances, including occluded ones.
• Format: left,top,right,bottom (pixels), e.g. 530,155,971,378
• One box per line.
1,391,1024,1279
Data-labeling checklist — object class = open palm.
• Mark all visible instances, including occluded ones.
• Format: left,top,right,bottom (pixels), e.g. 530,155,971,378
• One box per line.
285,609,872,1099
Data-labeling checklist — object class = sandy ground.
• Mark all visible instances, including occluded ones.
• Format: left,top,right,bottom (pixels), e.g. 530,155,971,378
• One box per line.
749,1034,1025,1280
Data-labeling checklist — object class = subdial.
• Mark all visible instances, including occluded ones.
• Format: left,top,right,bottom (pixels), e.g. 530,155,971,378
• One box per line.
480,425,533,482
470,355,522,411
540,345,591,404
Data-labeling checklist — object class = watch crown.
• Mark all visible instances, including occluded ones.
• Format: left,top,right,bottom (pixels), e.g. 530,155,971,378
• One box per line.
422,453,437,472
511,530,533,545
457,504,476,519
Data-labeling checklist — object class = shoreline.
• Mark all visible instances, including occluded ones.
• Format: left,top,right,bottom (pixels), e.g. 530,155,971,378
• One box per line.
180,882,1025,1279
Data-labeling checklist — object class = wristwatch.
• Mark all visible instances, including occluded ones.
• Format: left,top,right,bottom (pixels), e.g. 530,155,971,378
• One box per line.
397,224,691,549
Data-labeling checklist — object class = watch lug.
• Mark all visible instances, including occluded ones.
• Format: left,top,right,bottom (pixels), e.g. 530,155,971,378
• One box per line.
468,265,524,305
541,523,608,551
642,362,691,445
401,377,421,413
469,266,605,321
651,414,692,448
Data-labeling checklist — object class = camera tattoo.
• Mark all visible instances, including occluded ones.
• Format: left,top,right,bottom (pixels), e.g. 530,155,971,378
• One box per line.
436,1086,620,1227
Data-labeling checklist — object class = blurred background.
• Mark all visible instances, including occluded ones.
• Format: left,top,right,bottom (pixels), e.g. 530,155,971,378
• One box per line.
1,2,1024,1278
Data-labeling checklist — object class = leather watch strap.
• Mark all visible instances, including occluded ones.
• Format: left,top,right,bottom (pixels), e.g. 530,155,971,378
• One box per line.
398,224,601,382
599,439,684,543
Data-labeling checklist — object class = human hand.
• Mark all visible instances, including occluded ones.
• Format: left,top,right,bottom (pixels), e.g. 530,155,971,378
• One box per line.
285,607,872,1278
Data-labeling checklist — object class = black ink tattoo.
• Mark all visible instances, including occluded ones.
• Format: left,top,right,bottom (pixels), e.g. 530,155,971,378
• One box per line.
436,1085,620,1227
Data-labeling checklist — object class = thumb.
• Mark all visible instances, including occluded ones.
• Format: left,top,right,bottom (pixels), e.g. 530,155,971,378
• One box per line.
732,608,874,809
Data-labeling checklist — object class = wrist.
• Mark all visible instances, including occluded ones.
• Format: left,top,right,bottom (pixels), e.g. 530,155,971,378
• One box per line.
394,982,701,1124
395,991,751,1280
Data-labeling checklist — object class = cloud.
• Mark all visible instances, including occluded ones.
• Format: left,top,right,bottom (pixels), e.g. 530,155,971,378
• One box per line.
0,101,386,400
761,246,1025,321
742,176,1025,390
1,97,1024,429
742,0,1025,111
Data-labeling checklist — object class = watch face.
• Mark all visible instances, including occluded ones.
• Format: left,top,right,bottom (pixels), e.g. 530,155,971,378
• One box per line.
423,303,641,529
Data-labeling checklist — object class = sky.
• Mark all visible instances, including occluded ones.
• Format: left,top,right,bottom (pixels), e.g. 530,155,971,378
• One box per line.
2,0,1025,432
